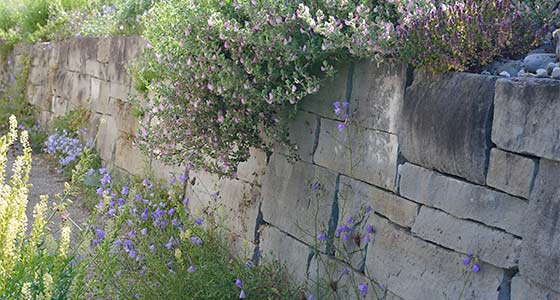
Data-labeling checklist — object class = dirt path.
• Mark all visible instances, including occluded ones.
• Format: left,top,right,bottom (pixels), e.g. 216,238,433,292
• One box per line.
7,150,90,236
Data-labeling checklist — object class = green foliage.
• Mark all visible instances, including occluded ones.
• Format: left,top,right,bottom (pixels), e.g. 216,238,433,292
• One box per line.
51,108,90,135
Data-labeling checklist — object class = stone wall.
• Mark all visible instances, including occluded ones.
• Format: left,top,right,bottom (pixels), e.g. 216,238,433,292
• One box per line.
2,37,560,300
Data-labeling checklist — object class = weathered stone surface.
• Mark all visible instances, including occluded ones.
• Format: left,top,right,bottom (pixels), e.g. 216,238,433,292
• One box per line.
511,275,560,300
314,118,398,191
95,116,119,164
97,38,111,63
492,78,560,161
114,136,146,176
520,159,560,292
339,176,418,228
259,225,311,283
299,64,350,120
84,59,107,80
51,96,68,117
486,148,537,198
399,163,527,236
366,215,503,300
261,153,337,244
236,147,267,185
400,72,496,184
412,206,521,268
350,61,407,134
109,82,130,101
187,169,261,259
275,110,318,163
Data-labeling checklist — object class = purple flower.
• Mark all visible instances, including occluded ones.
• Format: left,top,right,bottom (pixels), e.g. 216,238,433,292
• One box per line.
235,279,243,288
179,174,187,183
245,262,253,269
168,208,176,216
128,231,136,238
195,218,204,225
345,216,353,225
471,264,480,273
141,228,147,235
183,197,189,206
337,122,346,132
190,236,203,247
358,283,368,297
121,186,129,195
342,267,350,276
95,229,105,240
141,208,149,220
165,237,175,250
96,187,104,196
124,239,133,252
113,240,122,248
188,265,196,273
99,168,107,175
210,192,218,199
365,205,373,214
335,225,350,238
149,244,155,253
239,290,246,299
142,179,149,187
311,182,321,191
462,256,471,266
317,232,328,242
307,294,315,300
100,173,111,185
366,224,374,234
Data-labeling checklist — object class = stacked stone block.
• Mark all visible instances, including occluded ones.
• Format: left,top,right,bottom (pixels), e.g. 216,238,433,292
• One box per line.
3,37,560,299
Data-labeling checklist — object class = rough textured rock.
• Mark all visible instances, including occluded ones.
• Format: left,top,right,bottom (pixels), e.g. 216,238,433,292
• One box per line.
299,64,350,120
261,153,337,245
274,110,318,163
366,215,504,300
524,53,557,73
399,163,527,236
486,148,537,198
520,159,560,293
400,72,496,184
412,206,521,268
236,147,267,185
511,275,560,300
314,118,398,191
339,176,418,228
492,78,560,161
350,61,407,133
259,225,312,283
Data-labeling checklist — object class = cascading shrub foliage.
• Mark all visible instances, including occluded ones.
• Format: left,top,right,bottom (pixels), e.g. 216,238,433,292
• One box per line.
136,0,558,175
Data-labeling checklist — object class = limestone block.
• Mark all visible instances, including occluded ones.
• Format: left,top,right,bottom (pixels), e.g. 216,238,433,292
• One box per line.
350,61,407,133
85,59,108,80
66,40,82,72
299,64,350,120
97,38,111,63
108,82,130,101
412,206,521,268
520,159,560,292
259,225,312,283
274,110,319,163
236,147,267,185
399,163,527,236
511,275,560,300
492,78,560,161
339,176,418,228
107,38,129,84
95,116,119,164
365,215,504,300
314,118,399,191
261,153,337,245
486,148,537,198
51,96,68,117
400,72,496,184
114,136,146,176
90,77,111,114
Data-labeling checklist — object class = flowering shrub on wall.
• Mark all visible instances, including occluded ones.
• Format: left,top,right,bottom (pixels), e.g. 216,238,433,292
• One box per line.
135,0,557,175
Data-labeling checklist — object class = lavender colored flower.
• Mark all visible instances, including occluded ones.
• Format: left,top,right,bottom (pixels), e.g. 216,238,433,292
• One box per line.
239,290,246,299
86,168,95,176
311,182,321,191
307,294,315,300
195,218,204,225
366,224,374,234
168,208,176,216
142,179,149,187
190,236,203,247
96,187,104,196
124,239,133,253
99,168,107,175
337,122,346,132
235,279,243,288
188,265,196,273
180,174,187,183
95,229,105,240
210,192,218,199
121,186,129,195
141,228,147,235
149,244,155,253
471,264,480,273
100,173,111,185
462,256,471,266
317,232,328,242
183,197,189,206
358,283,368,297
345,216,353,225
165,237,175,250
141,208,149,220
245,262,253,269
342,267,350,276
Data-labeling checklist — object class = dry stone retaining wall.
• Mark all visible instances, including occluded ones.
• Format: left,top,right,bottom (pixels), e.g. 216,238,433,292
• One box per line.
2,37,560,300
